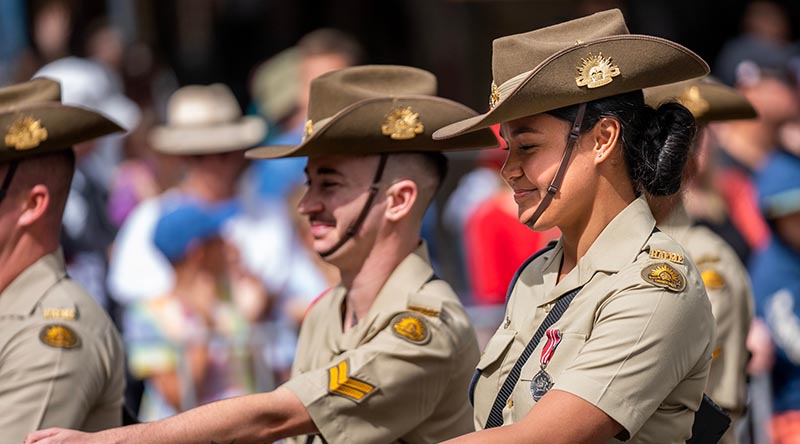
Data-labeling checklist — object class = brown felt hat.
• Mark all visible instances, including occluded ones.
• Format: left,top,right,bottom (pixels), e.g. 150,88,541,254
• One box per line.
644,76,757,124
0,77,123,163
245,65,500,159
433,9,710,140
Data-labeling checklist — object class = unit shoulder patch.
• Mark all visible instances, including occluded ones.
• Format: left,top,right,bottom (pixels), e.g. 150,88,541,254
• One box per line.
327,360,375,402
641,263,687,292
39,324,81,349
390,312,431,345
701,269,726,290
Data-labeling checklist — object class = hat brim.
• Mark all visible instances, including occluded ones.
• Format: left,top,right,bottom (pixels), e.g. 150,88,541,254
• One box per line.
245,96,500,159
150,115,266,155
644,78,757,124
434,35,709,140
1,103,123,161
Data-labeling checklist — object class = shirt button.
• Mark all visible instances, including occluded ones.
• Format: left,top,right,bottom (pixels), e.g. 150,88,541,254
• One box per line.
543,303,554,313
507,399,514,408
503,317,511,328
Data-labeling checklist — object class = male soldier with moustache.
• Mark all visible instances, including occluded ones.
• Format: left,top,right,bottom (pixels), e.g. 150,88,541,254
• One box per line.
26,65,499,444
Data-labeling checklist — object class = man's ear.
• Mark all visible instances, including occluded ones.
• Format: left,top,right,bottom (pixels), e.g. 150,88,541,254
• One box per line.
384,179,418,222
17,184,50,227
592,117,622,163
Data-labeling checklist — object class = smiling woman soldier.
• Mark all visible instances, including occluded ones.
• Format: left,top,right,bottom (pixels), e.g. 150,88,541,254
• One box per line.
432,9,716,444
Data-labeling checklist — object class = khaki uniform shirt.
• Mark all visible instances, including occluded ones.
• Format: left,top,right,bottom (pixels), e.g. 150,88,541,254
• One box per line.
660,204,754,444
283,243,480,444
473,197,715,444
0,250,125,443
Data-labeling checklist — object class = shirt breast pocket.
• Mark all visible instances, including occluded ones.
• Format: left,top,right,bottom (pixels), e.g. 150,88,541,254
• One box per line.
469,330,516,405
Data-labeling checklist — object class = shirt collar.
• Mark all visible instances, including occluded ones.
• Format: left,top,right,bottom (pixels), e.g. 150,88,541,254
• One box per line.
366,241,435,317
0,249,67,317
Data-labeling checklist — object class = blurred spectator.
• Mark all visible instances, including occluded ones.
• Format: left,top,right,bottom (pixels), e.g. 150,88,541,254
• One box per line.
33,56,141,311
14,0,74,83
249,28,364,200
749,150,800,444
108,83,328,384
125,200,259,421
0,0,28,85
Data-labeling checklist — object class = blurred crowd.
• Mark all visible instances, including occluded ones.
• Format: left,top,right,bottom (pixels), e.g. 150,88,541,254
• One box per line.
2,0,800,443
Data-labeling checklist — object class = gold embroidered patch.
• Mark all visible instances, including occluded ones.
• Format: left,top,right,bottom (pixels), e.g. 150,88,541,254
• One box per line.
391,312,430,344
39,324,81,349
701,269,726,290
43,308,77,321
649,248,685,265
302,119,314,142
5,116,48,150
641,263,686,292
381,107,424,140
489,81,500,110
575,52,621,89
679,86,710,118
328,360,375,402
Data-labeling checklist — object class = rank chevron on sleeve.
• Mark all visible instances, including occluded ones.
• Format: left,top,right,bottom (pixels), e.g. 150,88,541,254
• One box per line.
328,360,375,401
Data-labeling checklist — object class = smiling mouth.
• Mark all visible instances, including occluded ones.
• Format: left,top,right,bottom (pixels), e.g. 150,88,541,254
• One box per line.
513,188,537,201
308,220,336,237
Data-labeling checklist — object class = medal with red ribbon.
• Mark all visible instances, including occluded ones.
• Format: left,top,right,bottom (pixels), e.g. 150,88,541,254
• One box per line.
530,329,562,401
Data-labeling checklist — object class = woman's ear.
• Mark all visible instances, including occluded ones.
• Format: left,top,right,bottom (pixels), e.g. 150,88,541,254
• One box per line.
593,117,622,163
384,179,418,222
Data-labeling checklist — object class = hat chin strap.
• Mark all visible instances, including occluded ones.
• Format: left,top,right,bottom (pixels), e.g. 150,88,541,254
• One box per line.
523,102,587,229
320,154,389,258
0,160,19,205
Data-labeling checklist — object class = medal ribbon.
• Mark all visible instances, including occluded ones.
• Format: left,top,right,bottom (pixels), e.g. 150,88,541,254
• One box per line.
539,329,562,368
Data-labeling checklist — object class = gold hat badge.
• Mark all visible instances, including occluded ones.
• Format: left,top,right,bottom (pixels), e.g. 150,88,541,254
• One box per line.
489,81,500,110
381,107,424,140
302,119,314,143
576,53,621,89
5,116,48,150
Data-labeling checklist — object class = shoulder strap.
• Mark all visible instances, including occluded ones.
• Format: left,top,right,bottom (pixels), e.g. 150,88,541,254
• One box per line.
484,284,583,429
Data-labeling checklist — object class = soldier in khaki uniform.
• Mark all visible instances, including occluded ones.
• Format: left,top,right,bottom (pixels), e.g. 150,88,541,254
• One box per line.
645,77,758,444
432,9,715,444
26,65,499,444
0,78,125,443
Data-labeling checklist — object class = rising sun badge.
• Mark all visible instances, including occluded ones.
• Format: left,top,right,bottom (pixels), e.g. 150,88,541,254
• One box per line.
575,52,621,89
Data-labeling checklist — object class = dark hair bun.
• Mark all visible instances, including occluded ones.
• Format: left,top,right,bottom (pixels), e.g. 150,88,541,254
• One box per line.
637,102,696,196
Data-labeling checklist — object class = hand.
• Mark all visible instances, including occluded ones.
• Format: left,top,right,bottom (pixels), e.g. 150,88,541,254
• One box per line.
24,428,94,444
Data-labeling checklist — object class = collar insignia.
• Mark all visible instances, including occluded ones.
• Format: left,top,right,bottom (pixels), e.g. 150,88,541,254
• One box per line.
5,116,48,150
489,81,500,110
381,107,424,140
575,52,621,89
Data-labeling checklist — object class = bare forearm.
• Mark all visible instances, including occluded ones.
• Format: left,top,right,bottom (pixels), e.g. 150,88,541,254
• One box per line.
77,389,314,444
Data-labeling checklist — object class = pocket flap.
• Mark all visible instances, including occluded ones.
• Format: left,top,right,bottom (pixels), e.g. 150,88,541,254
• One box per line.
476,330,516,371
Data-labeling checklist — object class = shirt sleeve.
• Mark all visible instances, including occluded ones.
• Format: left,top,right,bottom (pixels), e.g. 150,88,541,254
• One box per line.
281,317,461,444
552,281,713,439
0,322,115,442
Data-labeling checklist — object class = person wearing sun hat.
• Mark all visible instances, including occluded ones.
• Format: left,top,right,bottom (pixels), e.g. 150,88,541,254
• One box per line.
645,76,758,444
0,77,126,442
432,9,715,444
25,64,499,444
